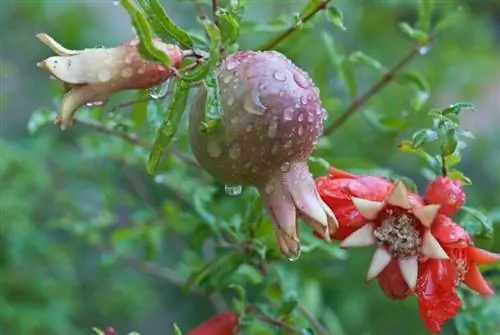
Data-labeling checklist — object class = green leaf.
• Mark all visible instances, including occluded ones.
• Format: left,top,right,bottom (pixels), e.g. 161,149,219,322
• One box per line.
147,80,191,174
172,323,183,335
448,170,472,186
418,0,434,33
136,0,193,48
397,140,440,173
395,72,430,110
215,8,240,46
411,128,438,148
441,128,458,155
28,108,57,134
441,102,477,116
460,206,494,239
326,6,346,30
363,110,407,133
398,22,429,44
338,58,357,101
92,328,105,335
182,253,238,293
199,72,223,134
229,283,246,301
120,0,171,66
349,51,387,73
180,17,221,82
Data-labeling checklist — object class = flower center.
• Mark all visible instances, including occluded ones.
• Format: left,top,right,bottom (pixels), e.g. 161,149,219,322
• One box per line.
373,208,421,258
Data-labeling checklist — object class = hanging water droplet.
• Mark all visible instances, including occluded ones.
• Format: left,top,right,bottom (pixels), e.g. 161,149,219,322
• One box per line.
148,80,169,99
225,184,242,196
418,46,429,55
283,107,294,121
273,70,287,82
287,245,301,262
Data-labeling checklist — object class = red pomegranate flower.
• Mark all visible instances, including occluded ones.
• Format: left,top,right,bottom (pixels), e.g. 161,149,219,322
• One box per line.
316,167,500,333
188,312,239,335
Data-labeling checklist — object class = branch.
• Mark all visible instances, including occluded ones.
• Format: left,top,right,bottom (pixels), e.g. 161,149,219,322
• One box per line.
298,306,332,335
212,0,218,26
260,0,331,51
108,95,158,114
75,118,200,167
323,35,435,136
247,307,303,334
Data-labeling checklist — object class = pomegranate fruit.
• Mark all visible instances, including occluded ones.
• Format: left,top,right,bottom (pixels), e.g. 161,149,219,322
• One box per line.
189,51,338,258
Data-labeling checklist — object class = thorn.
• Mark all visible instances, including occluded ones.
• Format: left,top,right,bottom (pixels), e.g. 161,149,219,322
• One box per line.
386,181,411,209
351,197,384,220
340,223,376,248
399,256,418,291
413,205,440,228
366,247,392,281
421,230,449,260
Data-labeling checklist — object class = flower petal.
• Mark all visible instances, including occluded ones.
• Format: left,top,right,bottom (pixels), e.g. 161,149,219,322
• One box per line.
367,247,392,281
57,85,108,130
340,223,375,248
468,246,500,265
37,33,81,56
386,181,411,209
463,265,495,296
399,256,418,291
421,230,449,260
351,197,384,220
413,204,440,228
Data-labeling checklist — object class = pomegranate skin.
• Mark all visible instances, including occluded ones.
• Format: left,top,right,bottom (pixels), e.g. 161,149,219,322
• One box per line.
189,50,326,187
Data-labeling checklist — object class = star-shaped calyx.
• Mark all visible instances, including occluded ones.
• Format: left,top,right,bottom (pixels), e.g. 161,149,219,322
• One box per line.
340,181,448,291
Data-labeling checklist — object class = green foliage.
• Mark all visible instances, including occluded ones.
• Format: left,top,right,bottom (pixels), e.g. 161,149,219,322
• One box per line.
4,0,500,334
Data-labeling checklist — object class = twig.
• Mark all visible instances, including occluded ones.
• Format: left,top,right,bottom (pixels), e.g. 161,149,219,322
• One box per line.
212,0,219,26
260,0,331,51
191,0,207,18
108,96,157,114
75,118,200,167
441,155,448,176
323,35,435,136
298,306,332,335
247,307,303,334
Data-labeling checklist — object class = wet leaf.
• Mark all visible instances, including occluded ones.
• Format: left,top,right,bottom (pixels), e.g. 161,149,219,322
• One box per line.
199,72,222,134
395,72,430,110
441,128,458,155
326,6,346,30
448,170,472,186
441,102,477,116
349,51,387,73
411,128,438,148
215,8,240,46
147,80,191,174
418,0,434,33
398,22,429,44
120,0,171,67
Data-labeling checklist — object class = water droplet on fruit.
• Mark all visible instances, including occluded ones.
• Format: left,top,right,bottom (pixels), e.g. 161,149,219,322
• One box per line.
298,113,304,122
225,184,242,196
283,107,294,121
246,125,252,132
243,91,267,115
280,162,291,172
207,141,222,158
148,80,169,99
268,120,279,138
273,70,287,82
284,140,292,149
279,91,285,97
226,58,239,70
300,96,308,105
293,72,310,89
307,112,314,122
298,125,304,136
229,143,241,160
287,245,301,262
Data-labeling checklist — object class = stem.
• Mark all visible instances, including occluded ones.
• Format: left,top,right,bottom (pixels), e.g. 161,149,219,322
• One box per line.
108,96,158,114
260,0,331,51
75,118,200,167
441,155,448,176
212,0,219,26
298,306,332,335
323,35,435,136
246,307,303,334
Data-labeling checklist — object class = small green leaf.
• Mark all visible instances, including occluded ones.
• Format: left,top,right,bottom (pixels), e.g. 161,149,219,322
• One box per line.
418,0,434,33
229,283,246,300
147,80,191,174
339,58,357,100
441,128,458,156
172,323,183,335
199,72,222,134
411,128,438,148
398,140,440,173
215,8,240,46
363,110,407,133
349,51,387,73
398,22,429,44
180,17,221,82
326,6,346,30
182,253,237,293
120,0,171,66
137,0,193,48
460,206,494,239
447,170,472,186
441,102,477,116
395,72,430,110
92,328,105,335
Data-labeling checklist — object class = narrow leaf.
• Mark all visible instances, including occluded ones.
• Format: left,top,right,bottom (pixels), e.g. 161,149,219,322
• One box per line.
199,72,222,134
441,128,458,155
147,80,190,174
326,6,346,30
397,140,440,173
395,72,430,110
182,253,237,293
120,0,171,67
147,0,194,48
398,22,429,44
411,128,438,148
215,8,240,46
349,51,387,73
418,0,434,33
172,323,183,335
441,102,477,115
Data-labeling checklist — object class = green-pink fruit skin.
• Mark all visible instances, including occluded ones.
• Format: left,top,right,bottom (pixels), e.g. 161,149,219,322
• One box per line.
189,51,327,187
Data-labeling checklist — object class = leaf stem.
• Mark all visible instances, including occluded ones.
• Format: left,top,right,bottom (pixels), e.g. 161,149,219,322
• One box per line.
259,0,331,51
323,35,435,136
441,154,448,176
298,306,332,335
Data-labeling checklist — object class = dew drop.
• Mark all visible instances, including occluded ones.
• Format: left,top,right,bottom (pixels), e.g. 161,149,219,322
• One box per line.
284,140,292,149
283,107,294,121
273,70,287,82
300,96,308,105
229,143,241,160
279,91,285,97
113,0,119,5
307,112,314,122
298,125,304,136
268,120,279,138
148,80,169,99
226,95,235,106
243,91,267,116
121,67,134,78
246,125,252,132
125,54,134,64
138,66,146,74
287,245,301,262
225,184,242,196
418,46,429,55
293,72,310,89
280,162,291,172
298,113,304,122
223,76,232,84
226,58,239,70
207,141,222,158
449,234,456,240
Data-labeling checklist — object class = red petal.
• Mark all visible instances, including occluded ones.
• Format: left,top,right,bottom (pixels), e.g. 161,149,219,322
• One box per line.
377,260,412,300
327,167,357,179
417,287,461,333
431,215,471,246
463,265,495,296
347,176,393,201
188,313,239,335
468,246,500,265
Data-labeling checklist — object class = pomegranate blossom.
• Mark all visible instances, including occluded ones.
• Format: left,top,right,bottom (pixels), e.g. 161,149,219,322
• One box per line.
189,51,338,258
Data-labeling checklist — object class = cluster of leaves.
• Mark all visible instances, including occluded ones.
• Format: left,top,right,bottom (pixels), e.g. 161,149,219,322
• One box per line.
23,0,500,334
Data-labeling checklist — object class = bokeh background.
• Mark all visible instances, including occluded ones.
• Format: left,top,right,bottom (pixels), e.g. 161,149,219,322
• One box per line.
1,0,499,335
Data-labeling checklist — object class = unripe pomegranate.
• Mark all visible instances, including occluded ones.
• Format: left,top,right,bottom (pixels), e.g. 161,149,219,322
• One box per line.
424,176,466,216
36,33,183,129
188,312,239,335
189,51,338,258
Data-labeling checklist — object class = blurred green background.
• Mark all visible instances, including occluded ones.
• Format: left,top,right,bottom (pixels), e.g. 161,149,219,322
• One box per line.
1,0,499,335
